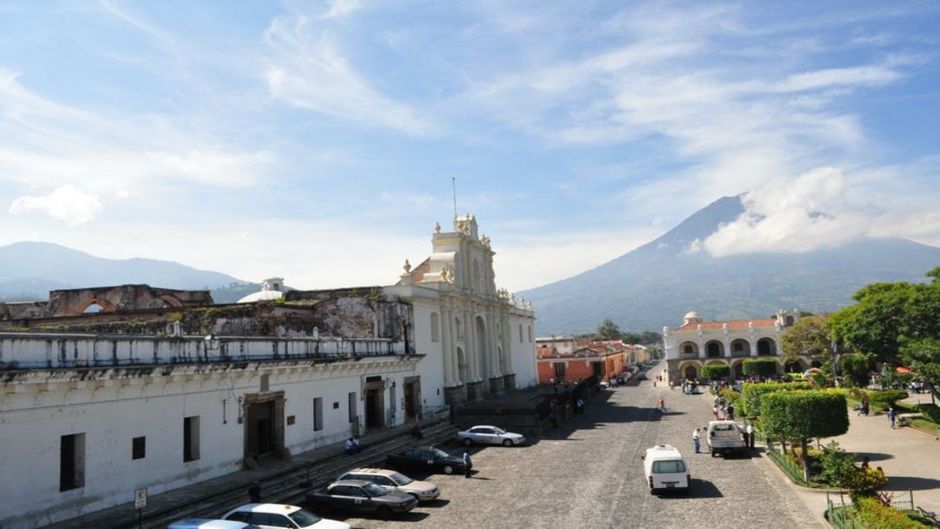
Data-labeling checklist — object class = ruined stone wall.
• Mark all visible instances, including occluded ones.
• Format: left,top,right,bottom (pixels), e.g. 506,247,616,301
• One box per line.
46,284,213,316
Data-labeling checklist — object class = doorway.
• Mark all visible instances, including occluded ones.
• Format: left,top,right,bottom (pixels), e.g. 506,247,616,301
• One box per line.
403,377,421,420
243,391,285,466
364,378,385,431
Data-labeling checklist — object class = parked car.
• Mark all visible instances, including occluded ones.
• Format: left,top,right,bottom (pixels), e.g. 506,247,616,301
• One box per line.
168,520,260,529
457,425,526,447
385,446,467,475
221,503,349,529
706,420,746,457
306,480,418,519
642,444,690,494
336,468,440,502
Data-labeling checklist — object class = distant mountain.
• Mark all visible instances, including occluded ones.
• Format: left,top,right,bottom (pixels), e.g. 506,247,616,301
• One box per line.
521,196,940,335
0,241,249,301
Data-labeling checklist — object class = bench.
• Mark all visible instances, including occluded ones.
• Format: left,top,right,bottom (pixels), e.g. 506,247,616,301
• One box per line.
898,413,922,427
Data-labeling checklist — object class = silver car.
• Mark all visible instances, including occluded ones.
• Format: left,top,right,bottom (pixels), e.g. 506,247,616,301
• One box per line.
457,425,525,446
337,468,440,502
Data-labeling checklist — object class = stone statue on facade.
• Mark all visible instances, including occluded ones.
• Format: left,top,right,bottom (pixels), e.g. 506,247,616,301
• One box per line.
441,265,455,284
403,259,412,273
434,222,441,234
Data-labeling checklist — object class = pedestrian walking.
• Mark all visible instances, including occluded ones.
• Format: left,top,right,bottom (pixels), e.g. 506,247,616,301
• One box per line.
462,451,473,478
692,428,701,453
712,405,720,420
248,481,262,503
745,422,755,449
658,397,666,413
887,406,896,429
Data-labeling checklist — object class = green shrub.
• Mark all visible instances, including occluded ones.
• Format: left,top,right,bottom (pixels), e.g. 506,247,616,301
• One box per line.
840,353,873,387
853,497,928,529
865,389,908,408
740,382,812,418
743,358,779,377
761,390,850,441
719,387,740,407
918,403,940,423
702,364,731,381
844,468,889,503
815,441,856,487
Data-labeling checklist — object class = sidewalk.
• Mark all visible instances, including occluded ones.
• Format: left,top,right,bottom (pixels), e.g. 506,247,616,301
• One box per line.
783,399,940,520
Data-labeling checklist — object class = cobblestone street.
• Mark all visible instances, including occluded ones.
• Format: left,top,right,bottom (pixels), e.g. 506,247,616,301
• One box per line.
319,363,825,529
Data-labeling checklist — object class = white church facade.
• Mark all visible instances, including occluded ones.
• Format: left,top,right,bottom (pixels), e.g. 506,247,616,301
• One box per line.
0,214,536,529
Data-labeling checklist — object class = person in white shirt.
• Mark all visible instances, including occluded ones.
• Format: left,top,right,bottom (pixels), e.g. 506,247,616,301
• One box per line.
692,428,701,453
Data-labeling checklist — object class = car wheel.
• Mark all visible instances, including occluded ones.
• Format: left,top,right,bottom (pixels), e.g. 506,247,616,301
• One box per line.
443,465,454,475
503,439,513,447
377,506,393,520
463,438,473,447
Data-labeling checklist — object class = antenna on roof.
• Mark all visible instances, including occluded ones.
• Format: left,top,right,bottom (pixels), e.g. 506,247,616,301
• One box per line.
452,176,458,220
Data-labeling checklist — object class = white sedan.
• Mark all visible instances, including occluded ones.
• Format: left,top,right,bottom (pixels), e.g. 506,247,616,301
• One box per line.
457,425,525,446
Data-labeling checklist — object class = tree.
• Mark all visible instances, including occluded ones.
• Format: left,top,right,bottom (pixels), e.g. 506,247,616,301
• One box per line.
902,338,940,403
701,364,731,381
740,381,811,418
595,319,623,341
743,358,778,378
840,353,873,388
760,390,849,480
780,315,830,365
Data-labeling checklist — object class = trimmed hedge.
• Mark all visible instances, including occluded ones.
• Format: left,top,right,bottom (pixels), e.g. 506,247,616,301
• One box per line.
743,358,779,377
853,497,928,529
918,403,940,423
760,390,849,441
702,364,731,381
866,389,908,408
740,382,812,418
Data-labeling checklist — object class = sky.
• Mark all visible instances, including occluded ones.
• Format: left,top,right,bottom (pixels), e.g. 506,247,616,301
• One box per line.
0,0,938,292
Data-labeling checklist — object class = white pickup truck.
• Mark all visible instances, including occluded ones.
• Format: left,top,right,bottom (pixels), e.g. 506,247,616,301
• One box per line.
707,420,746,457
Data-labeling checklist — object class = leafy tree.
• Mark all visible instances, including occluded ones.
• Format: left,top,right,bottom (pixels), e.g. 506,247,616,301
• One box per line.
840,353,874,387
780,315,830,365
816,441,856,487
902,338,940,403
701,364,731,381
595,319,623,341
621,331,663,345
740,381,811,419
742,358,778,378
760,390,849,480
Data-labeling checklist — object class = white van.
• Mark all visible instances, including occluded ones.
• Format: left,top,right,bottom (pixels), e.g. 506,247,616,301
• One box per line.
642,444,690,494
706,420,746,457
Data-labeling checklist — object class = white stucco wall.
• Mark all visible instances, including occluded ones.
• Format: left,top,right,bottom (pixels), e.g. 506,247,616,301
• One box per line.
509,311,537,388
0,339,421,529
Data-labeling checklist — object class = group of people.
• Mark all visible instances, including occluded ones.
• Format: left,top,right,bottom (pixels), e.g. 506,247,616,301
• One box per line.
344,435,363,454
690,422,755,454
711,396,735,421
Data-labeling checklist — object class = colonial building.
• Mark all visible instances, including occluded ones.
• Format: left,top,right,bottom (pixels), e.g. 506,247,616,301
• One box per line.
662,309,817,383
534,338,647,384
0,214,537,529
387,214,537,406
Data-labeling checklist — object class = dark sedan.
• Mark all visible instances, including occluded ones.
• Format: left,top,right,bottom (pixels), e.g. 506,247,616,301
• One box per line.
385,446,467,475
306,480,418,519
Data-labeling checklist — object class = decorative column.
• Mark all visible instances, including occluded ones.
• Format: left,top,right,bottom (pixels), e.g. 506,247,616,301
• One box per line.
441,305,454,387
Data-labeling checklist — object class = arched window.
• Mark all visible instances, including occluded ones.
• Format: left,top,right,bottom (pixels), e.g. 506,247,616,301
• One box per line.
83,303,104,313
430,312,440,343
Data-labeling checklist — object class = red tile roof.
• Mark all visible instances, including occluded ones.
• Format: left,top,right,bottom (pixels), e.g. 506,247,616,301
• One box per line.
676,318,777,331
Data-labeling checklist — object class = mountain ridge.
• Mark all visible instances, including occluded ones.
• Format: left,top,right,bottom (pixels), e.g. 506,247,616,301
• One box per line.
520,196,940,334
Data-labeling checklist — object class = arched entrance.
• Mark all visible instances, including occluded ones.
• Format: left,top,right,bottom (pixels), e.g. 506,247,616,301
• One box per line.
682,363,699,380
730,339,751,357
705,340,724,358
475,316,487,378
679,342,698,357
456,347,468,383
732,360,745,379
757,338,776,356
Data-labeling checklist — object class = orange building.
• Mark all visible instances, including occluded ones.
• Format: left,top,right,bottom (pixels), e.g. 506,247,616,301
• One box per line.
535,339,636,384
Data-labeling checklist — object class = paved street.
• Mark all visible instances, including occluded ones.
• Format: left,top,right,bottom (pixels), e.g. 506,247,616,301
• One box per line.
320,363,824,529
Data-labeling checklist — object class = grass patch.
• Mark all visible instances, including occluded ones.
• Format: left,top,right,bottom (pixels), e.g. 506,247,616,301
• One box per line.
910,418,940,437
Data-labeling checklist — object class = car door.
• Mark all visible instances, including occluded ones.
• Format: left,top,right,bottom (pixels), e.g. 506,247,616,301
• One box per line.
475,427,497,444
374,475,398,493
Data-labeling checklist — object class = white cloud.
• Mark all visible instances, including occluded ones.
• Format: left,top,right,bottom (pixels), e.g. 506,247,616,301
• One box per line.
321,0,361,20
698,165,940,256
9,185,103,225
263,15,430,135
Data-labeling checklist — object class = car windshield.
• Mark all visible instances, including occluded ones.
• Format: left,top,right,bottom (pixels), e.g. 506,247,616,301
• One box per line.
363,483,388,496
652,460,687,473
389,472,413,485
289,508,322,526
431,448,450,459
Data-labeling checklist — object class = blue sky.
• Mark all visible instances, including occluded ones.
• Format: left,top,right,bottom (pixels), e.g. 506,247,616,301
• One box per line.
0,0,938,291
